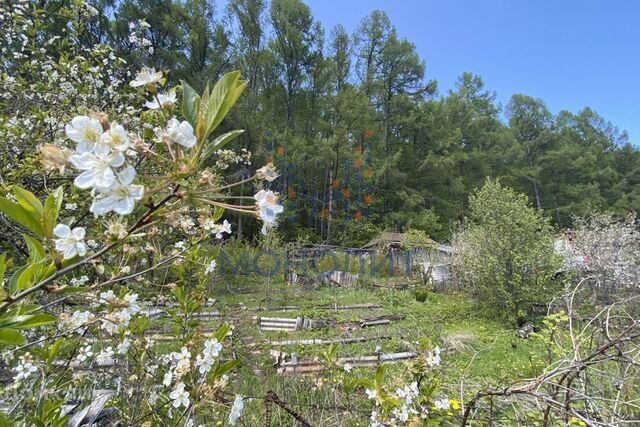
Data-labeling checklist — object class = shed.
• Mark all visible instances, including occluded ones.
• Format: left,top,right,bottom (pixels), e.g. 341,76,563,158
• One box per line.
361,232,453,285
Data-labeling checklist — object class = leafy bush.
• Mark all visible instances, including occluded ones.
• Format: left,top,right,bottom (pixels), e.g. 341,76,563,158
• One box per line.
452,180,562,322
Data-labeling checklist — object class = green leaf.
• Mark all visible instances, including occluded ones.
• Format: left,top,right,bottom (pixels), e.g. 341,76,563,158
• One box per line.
213,359,240,378
181,81,201,126
13,186,44,218
212,207,225,222
202,71,247,140
0,253,7,285
0,412,11,427
23,234,46,263
43,187,63,239
13,260,55,292
374,364,386,391
13,313,56,329
0,196,44,235
200,129,245,165
0,328,26,345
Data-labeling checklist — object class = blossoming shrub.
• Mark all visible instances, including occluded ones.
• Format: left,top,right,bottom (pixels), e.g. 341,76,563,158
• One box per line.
0,5,283,422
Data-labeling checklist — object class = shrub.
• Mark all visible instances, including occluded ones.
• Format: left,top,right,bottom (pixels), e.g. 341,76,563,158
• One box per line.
452,180,562,322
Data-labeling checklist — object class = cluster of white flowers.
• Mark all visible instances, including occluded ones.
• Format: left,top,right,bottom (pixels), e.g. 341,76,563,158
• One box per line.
228,395,245,425
215,148,251,170
392,382,420,423
76,345,94,363
194,338,222,376
60,310,93,334
366,347,443,426
254,190,284,235
64,115,144,217
201,219,232,239
128,20,153,54
256,163,279,182
170,346,192,377
95,346,115,365
70,275,89,286
100,292,142,334
13,354,38,382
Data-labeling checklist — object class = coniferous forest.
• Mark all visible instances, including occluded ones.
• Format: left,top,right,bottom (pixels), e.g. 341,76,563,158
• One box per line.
4,0,638,245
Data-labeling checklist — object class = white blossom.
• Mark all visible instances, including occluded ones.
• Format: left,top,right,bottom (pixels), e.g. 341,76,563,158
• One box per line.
76,345,94,362
205,260,217,275
203,338,222,358
256,163,279,182
228,395,244,425
13,357,38,382
434,398,450,410
170,382,190,408
65,115,103,153
162,371,173,387
425,346,441,368
254,190,283,234
117,338,131,355
95,347,115,365
166,118,196,148
98,123,130,152
53,224,87,259
130,67,163,88
90,166,144,216
144,92,176,109
195,354,214,375
61,310,93,333
70,143,125,189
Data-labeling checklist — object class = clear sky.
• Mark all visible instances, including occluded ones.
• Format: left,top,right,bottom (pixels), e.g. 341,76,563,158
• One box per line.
301,0,639,144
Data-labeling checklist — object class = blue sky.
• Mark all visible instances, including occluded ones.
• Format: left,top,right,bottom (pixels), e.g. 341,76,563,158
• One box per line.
301,0,639,144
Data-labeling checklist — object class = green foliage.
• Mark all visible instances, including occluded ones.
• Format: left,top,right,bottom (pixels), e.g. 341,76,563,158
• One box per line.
453,180,562,322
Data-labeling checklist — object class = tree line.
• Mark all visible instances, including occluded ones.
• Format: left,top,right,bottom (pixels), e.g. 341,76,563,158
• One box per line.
45,0,640,243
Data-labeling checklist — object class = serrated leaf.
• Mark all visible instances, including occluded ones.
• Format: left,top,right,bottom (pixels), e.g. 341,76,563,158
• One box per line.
202,71,247,140
43,187,63,239
13,186,43,218
23,234,46,263
181,80,200,126
0,196,44,235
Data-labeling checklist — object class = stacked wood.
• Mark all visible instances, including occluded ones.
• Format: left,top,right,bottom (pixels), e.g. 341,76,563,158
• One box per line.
268,335,391,346
254,316,328,331
253,303,382,312
317,303,382,310
360,314,405,328
144,309,221,319
372,282,409,290
277,351,418,375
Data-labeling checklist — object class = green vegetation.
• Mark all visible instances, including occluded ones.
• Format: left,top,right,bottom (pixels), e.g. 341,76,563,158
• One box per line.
452,180,562,322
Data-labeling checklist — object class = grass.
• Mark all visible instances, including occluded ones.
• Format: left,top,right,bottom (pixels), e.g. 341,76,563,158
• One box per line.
197,274,550,425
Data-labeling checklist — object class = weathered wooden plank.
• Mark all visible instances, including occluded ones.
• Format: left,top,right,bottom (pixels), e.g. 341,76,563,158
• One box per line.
268,335,391,346
277,351,418,375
